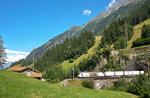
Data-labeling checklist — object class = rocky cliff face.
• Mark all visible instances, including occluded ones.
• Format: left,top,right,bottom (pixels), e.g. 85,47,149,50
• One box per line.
26,0,143,59
95,46,150,72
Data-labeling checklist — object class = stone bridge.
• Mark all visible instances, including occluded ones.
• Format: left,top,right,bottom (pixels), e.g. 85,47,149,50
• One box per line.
93,78,132,89
61,77,133,90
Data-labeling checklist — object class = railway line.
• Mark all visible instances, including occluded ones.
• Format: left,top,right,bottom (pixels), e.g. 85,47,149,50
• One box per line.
77,75,134,80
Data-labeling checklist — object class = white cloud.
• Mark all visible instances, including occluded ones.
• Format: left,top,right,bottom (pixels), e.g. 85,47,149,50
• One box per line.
5,49,29,62
107,0,116,9
83,9,92,16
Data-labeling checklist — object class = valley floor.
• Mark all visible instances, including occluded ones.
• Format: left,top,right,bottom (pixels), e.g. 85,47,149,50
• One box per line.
0,70,138,98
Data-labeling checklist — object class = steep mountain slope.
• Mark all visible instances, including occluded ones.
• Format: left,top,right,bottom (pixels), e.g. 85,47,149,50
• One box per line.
80,0,143,35
60,36,101,71
26,0,144,59
26,26,82,59
127,18,150,48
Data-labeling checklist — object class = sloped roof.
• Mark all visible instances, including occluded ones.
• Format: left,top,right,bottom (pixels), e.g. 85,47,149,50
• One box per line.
30,73,42,78
11,67,27,71
11,67,41,73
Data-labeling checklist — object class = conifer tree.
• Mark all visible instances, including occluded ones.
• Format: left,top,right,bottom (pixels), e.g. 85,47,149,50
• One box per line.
0,35,6,68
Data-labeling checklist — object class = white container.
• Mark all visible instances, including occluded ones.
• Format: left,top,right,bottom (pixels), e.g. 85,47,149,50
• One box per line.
115,71,123,76
124,71,129,76
98,72,105,77
128,71,133,75
104,71,115,76
140,71,144,74
132,71,140,75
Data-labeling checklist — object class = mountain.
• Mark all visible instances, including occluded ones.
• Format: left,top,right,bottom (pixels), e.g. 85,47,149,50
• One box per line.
26,0,144,60
80,0,143,35
26,26,82,59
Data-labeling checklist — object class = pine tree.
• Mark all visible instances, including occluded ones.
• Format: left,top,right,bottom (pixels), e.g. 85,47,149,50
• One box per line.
0,35,6,68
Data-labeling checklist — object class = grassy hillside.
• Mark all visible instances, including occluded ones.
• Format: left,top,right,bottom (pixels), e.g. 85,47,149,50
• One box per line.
127,18,150,49
61,36,102,71
68,79,84,88
0,70,138,98
7,36,101,72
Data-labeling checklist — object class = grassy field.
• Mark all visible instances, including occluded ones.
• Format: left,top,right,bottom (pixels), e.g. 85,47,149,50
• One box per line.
127,18,150,49
61,36,102,71
0,70,138,98
68,79,84,88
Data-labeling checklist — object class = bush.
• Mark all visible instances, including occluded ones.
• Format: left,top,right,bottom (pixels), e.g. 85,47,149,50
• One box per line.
126,75,150,97
43,65,65,83
101,56,123,71
114,37,126,50
82,80,94,89
69,59,74,63
78,54,99,71
102,45,111,59
142,24,150,38
113,78,127,91
132,37,150,47
109,75,150,97
69,65,80,77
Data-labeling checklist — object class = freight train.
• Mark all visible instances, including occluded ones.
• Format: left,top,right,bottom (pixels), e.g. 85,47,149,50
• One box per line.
78,71,144,78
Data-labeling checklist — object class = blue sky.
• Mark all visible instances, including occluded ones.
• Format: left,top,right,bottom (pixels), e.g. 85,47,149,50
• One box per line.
0,0,117,53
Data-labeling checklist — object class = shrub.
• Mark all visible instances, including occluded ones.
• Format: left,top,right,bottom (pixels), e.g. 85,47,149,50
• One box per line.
113,78,127,91
142,24,150,38
78,54,99,71
102,45,111,59
43,65,65,83
69,59,74,63
82,80,94,89
69,65,80,77
114,37,126,50
132,37,150,47
126,75,150,97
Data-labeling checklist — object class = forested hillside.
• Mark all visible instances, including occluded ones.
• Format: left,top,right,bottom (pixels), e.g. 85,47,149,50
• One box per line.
132,24,150,47
35,31,95,72
100,0,150,50
127,18,150,48
26,0,144,59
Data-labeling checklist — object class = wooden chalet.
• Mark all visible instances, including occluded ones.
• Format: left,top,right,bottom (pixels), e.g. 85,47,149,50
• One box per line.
11,67,42,79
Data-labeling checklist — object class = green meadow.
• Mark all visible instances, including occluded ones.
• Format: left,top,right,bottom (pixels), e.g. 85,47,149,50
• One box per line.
0,70,138,98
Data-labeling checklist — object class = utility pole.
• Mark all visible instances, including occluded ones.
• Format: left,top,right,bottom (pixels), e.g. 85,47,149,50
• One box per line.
72,67,74,80
148,62,150,73
70,68,72,79
33,48,35,73
124,21,128,49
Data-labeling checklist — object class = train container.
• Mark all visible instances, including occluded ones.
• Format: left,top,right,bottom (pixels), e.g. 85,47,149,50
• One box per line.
89,72,99,77
115,71,123,76
128,71,133,76
132,71,140,75
104,71,115,76
140,71,144,74
98,72,105,77
124,71,129,75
